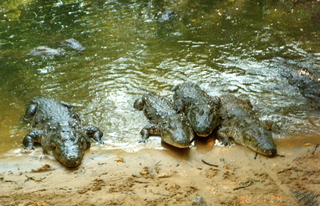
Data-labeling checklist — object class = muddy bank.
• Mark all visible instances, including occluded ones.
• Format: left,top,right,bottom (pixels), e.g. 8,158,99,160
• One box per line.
0,140,319,206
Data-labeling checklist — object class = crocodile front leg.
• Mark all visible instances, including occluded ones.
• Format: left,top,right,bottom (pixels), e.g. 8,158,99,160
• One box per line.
173,98,185,113
216,127,235,146
139,124,160,143
84,126,104,144
59,101,73,109
133,97,144,110
24,103,38,121
22,130,44,149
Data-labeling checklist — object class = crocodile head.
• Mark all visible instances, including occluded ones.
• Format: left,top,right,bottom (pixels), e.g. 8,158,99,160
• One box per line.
159,114,194,148
47,121,89,167
242,126,277,157
187,103,220,137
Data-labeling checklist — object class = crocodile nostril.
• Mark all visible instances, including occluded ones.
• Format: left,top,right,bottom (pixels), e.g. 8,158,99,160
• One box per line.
66,154,78,161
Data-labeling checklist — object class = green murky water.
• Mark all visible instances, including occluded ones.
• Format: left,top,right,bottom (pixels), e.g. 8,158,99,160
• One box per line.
1,0,320,155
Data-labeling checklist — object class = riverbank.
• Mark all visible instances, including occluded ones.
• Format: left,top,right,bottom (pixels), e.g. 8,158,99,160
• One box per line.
0,139,319,206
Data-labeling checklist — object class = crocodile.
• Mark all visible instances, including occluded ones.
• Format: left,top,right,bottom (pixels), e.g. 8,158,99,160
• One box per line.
217,95,277,157
284,68,320,109
290,189,319,206
61,38,85,51
22,97,103,167
272,57,320,109
134,93,194,148
171,82,221,137
158,11,178,22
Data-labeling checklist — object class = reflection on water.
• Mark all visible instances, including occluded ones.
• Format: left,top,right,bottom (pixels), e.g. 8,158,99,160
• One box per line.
0,0,320,156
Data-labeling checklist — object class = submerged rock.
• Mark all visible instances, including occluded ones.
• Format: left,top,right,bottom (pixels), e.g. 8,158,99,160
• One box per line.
28,46,66,56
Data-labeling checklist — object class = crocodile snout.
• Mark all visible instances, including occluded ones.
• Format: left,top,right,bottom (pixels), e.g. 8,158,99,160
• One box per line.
64,154,82,167
266,148,277,157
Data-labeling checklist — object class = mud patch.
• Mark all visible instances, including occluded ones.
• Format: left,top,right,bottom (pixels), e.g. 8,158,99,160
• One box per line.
0,145,319,205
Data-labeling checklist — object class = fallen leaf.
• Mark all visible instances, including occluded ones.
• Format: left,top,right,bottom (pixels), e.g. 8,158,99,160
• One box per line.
31,164,54,172
115,157,124,162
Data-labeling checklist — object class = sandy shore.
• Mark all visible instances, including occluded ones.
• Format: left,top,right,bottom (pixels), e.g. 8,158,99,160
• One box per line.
0,139,319,206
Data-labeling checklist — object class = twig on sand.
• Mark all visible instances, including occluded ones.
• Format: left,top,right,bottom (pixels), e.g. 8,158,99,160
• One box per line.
25,175,46,182
155,160,162,166
202,159,218,167
277,167,303,174
311,144,319,155
233,180,253,190
31,164,54,172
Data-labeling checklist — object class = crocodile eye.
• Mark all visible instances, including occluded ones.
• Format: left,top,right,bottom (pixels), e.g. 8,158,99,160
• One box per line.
49,126,56,130
168,125,174,130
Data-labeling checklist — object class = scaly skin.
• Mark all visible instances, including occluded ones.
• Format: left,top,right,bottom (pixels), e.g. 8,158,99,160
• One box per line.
286,69,320,109
23,97,103,167
171,82,221,137
134,93,194,148
217,95,277,157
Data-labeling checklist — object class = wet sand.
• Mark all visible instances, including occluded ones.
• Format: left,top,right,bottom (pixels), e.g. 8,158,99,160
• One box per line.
0,139,319,206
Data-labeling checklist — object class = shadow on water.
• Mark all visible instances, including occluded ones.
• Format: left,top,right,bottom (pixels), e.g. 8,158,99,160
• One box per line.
0,0,320,155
